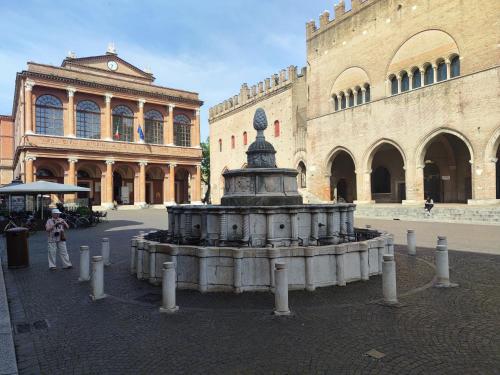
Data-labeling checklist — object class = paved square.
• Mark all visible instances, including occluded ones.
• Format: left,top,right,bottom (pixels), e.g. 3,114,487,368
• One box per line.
1,210,499,374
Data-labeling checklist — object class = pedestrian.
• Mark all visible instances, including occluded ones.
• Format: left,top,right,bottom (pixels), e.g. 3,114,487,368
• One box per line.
46,208,72,271
424,196,434,216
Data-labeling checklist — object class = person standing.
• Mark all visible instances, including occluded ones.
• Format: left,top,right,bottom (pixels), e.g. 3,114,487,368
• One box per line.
46,208,72,271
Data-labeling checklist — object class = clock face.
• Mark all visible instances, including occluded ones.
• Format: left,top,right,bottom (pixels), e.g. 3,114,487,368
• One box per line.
107,61,118,71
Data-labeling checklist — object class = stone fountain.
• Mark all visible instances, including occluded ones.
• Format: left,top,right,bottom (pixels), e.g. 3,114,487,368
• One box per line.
131,109,393,293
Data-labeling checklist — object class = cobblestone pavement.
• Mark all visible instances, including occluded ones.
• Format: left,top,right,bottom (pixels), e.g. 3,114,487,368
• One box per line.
1,209,500,374
355,217,500,254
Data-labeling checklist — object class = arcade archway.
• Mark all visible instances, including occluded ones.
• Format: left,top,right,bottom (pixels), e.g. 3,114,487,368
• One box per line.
329,151,356,203
369,143,406,203
421,133,472,203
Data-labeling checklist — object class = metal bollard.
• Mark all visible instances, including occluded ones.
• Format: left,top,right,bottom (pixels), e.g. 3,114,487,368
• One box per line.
382,254,398,305
407,230,416,256
101,238,111,266
273,262,291,315
90,256,106,300
159,262,178,313
78,245,90,282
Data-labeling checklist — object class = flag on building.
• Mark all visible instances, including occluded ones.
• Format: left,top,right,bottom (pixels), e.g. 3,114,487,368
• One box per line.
138,125,145,141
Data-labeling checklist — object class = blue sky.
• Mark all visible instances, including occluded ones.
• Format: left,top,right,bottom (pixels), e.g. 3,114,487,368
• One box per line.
0,0,351,140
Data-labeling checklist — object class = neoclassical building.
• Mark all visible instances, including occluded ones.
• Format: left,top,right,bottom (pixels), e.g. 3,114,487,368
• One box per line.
210,0,500,209
5,47,203,208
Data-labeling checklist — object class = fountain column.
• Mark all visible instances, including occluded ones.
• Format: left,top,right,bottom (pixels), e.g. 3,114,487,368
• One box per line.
266,211,274,247
242,210,250,244
290,210,299,246
326,207,337,244
310,210,319,244
346,205,355,240
219,210,227,244
184,211,192,240
339,206,347,239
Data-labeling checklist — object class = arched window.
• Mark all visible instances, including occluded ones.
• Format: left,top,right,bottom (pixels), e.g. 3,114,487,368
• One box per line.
144,109,163,144
356,88,362,105
35,95,63,135
77,170,91,179
274,120,280,137
401,72,409,92
371,166,391,194
231,135,235,149
333,95,339,111
243,131,248,145
112,105,134,142
348,91,354,107
218,139,222,152
340,94,346,109
424,65,434,85
297,162,306,188
364,84,371,102
412,69,422,88
390,76,398,95
437,61,447,82
450,55,460,78
174,114,191,147
76,100,100,139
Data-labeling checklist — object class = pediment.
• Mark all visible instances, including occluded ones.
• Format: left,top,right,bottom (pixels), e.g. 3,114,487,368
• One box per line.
61,54,154,81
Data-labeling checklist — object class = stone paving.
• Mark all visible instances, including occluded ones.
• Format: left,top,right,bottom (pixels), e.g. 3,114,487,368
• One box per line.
1,210,500,374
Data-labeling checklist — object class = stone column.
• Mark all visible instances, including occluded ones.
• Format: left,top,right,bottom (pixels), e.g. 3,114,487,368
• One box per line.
310,210,319,243
352,88,358,106
167,163,176,205
346,205,354,239
360,87,366,104
407,229,416,256
137,161,147,206
445,59,451,80
162,166,169,205
66,158,78,203
159,262,178,313
24,156,36,183
290,210,298,246
414,164,425,202
382,254,398,304
339,206,347,237
78,245,90,282
266,212,274,246
103,93,113,140
432,64,437,83
66,87,76,137
355,169,373,203
242,211,250,244
104,160,114,207
191,163,202,204
219,210,227,243
408,72,414,90
193,109,200,147
304,248,315,291
168,104,175,145
24,80,35,134
397,75,402,93
273,262,291,316
135,99,145,143
233,249,243,293
91,256,106,301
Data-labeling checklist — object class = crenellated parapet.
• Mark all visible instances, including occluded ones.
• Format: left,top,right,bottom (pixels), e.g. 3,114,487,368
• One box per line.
306,0,376,40
209,65,306,122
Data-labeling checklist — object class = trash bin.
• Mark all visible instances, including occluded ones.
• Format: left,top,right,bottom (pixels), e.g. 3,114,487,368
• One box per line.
6,227,29,269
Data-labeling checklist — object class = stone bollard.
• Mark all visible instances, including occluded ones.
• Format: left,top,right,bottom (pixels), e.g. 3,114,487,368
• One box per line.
434,244,457,288
101,238,111,266
437,235,447,247
273,262,290,316
407,230,416,256
78,245,90,282
382,254,398,305
90,256,106,300
130,239,137,275
159,262,178,313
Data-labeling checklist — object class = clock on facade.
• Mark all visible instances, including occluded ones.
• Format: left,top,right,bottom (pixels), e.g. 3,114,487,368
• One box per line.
107,60,118,71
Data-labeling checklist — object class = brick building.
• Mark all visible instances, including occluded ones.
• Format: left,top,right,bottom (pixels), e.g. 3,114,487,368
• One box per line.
2,46,203,208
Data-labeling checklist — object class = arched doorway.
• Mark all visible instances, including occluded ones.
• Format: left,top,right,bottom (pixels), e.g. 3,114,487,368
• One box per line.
330,151,356,202
113,165,135,205
297,161,306,188
146,166,164,205
35,162,65,204
77,164,103,206
369,143,405,203
421,133,472,203
175,168,190,204
424,163,441,202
